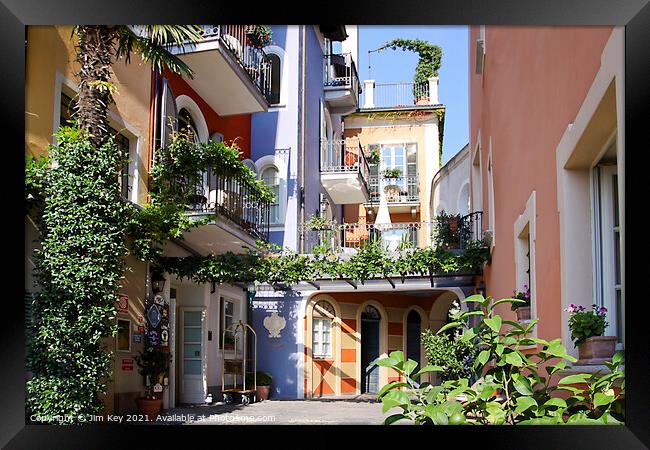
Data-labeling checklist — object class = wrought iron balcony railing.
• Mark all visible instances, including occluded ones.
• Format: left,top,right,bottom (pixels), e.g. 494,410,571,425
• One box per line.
187,169,271,242
368,176,419,203
324,53,360,96
361,82,430,109
299,212,484,254
300,221,430,254
320,139,370,191
197,25,273,103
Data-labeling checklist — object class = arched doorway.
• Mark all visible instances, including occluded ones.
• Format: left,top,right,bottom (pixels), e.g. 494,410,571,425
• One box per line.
360,305,381,394
405,310,422,371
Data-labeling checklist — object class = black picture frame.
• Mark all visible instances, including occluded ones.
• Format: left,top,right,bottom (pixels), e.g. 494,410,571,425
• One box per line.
5,1,649,448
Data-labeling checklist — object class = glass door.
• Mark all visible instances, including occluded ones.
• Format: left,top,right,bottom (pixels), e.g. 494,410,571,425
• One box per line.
180,308,206,403
380,145,406,194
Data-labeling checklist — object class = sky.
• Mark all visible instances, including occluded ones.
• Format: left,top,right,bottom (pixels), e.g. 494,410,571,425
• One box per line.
355,26,469,165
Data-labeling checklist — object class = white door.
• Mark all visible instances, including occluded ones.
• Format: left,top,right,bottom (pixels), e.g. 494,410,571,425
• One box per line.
180,308,206,403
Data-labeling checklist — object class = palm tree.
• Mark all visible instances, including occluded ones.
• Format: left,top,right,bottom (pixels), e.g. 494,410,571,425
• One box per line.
73,25,203,147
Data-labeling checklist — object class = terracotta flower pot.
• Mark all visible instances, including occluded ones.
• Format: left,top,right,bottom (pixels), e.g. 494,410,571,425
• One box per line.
516,306,531,321
415,97,430,105
577,336,617,365
256,385,271,401
135,397,162,421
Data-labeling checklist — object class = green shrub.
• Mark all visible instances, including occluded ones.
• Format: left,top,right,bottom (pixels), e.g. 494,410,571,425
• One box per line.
26,128,130,423
373,295,625,425
421,330,476,382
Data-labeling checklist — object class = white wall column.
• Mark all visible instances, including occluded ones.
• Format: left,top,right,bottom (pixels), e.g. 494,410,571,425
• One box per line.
363,80,375,108
428,77,439,104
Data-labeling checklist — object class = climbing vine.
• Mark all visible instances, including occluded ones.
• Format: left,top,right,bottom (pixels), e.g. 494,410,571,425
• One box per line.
155,238,491,287
128,130,275,261
383,38,442,85
26,128,131,423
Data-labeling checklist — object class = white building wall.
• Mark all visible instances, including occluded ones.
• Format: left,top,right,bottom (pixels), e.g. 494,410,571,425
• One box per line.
431,144,471,217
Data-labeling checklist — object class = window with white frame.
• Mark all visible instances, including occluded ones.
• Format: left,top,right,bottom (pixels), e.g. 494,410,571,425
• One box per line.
592,140,623,347
487,146,496,244
377,143,417,193
471,142,483,213
312,301,334,359
267,53,281,105
516,225,532,299
261,166,281,224
220,297,236,350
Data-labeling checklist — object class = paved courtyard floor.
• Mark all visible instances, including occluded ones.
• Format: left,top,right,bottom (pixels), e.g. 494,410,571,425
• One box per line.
157,394,394,425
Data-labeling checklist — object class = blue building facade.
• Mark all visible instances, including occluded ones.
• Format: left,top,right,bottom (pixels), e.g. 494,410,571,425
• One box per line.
249,25,359,399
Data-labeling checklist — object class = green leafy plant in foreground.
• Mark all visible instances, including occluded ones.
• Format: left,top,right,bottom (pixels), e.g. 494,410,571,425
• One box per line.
374,295,625,425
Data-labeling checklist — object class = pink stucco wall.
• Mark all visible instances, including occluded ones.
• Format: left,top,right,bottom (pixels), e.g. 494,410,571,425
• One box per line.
469,26,613,340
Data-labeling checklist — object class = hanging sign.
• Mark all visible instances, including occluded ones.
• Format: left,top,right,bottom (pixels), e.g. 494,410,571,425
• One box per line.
117,294,129,314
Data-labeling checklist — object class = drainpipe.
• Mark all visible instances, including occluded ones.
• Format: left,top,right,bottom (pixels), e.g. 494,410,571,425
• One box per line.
299,25,307,253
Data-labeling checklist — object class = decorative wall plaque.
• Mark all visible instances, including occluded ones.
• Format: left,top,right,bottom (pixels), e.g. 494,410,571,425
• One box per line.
263,312,286,338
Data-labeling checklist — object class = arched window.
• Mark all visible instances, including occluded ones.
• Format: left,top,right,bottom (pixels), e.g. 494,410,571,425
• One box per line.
268,53,281,105
178,107,200,143
361,305,381,320
243,159,257,175
261,165,280,224
312,301,335,359
178,107,207,205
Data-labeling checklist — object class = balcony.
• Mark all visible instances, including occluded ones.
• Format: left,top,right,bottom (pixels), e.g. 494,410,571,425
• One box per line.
300,212,484,255
361,80,439,110
323,53,361,115
367,176,420,208
169,25,272,116
320,139,370,204
181,170,270,254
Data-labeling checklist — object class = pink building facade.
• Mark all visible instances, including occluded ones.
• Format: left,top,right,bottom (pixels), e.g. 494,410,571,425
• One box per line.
469,26,625,359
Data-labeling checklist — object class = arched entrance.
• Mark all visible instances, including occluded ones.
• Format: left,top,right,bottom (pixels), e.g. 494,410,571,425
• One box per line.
360,305,381,394
405,310,422,371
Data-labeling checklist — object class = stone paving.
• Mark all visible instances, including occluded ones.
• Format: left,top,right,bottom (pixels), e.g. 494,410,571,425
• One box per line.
156,394,393,425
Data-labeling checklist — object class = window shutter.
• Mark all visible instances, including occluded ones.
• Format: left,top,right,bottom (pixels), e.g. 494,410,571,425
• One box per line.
407,144,417,177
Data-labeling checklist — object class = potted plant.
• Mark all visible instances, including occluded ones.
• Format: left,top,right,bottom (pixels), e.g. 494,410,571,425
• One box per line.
510,285,531,321
565,303,616,364
246,371,273,401
366,147,380,165
433,211,462,250
245,25,272,49
383,168,402,179
134,347,170,421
